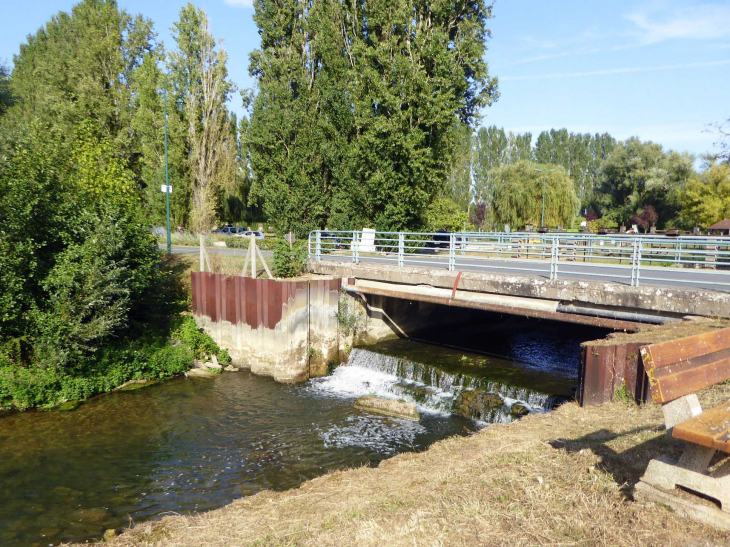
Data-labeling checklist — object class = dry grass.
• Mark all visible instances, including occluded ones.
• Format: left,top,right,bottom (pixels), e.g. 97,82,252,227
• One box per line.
93,384,730,547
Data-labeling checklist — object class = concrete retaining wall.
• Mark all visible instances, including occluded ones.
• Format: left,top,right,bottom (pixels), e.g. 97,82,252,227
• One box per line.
191,273,341,382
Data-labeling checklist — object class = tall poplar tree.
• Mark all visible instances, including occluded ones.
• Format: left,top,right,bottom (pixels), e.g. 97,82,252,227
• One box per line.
247,0,498,235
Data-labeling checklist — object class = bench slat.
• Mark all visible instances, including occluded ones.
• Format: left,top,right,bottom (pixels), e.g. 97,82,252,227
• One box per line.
673,399,730,453
641,327,730,404
643,328,730,369
648,353,730,403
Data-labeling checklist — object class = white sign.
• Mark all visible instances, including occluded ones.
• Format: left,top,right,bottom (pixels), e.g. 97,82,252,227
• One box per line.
360,228,376,252
160,185,173,194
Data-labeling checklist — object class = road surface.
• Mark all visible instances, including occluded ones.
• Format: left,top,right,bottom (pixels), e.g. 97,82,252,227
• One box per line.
314,252,730,293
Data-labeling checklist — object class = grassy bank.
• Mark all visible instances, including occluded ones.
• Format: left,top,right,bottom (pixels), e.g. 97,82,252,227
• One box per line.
0,256,229,411
101,382,730,546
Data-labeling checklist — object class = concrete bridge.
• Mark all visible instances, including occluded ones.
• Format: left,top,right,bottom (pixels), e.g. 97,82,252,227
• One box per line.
308,231,730,326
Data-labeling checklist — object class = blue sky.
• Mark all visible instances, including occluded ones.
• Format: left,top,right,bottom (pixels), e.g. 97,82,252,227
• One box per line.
1,0,728,157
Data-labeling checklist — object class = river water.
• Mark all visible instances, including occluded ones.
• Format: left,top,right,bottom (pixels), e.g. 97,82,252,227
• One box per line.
0,323,604,545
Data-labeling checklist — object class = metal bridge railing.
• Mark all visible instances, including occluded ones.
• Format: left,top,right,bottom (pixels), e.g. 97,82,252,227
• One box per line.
308,230,730,289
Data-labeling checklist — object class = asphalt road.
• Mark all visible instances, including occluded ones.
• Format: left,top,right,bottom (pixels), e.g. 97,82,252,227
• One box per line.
315,253,730,293
163,245,730,293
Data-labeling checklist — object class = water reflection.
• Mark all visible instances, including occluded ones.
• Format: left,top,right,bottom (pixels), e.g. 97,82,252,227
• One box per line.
0,372,475,546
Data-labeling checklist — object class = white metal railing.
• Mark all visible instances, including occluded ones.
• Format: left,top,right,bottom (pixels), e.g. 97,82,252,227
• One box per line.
308,230,730,289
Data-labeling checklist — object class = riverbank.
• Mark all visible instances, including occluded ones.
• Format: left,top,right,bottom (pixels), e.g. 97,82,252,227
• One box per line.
0,256,229,411
102,383,730,546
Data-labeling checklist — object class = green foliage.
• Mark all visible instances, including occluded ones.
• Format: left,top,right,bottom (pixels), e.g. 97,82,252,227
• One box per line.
587,218,619,234
473,126,616,210
273,240,308,278
172,315,231,365
424,197,473,232
488,161,580,229
679,162,730,227
335,293,365,338
597,137,694,228
614,381,635,404
247,0,498,236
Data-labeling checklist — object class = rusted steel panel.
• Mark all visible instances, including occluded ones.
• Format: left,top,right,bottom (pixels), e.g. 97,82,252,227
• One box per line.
579,341,650,406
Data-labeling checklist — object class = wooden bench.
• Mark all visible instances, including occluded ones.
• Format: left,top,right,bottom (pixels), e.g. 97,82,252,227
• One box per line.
636,327,730,529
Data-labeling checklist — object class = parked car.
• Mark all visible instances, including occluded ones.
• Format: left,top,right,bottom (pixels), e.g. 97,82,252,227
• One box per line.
319,231,345,250
424,230,465,252
213,226,246,235
234,230,265,239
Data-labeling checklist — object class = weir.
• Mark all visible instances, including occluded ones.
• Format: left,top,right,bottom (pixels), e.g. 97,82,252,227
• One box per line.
191,251,730,407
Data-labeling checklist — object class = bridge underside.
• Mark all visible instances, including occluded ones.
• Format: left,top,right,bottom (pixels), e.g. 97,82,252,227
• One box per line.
309,260,730,324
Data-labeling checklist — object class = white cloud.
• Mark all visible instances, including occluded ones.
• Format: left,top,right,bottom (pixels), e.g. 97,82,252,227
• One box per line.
224,0,254,8
625,3,730,44
501,59,730,81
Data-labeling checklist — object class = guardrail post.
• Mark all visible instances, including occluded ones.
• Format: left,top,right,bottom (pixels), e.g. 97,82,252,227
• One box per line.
315,231,321,261
631,240,642,287
448,233,456,271
352,232,360,264
398,232,404,268
550,236,559,280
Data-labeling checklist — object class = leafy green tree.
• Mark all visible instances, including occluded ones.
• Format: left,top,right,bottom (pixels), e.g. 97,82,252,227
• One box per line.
597,137,694,227
424,197,472,232
130,51,192,228
488,161,579,229
8,0,155,156
170,3,237,262
680,162,730,227
444,123,474,212
0,63,12,115
247,0,498,236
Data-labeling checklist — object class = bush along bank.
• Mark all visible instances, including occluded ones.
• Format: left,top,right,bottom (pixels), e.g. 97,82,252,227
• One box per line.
0,315,230,411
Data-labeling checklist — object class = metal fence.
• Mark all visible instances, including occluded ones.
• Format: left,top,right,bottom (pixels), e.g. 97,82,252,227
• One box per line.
308,230,730,289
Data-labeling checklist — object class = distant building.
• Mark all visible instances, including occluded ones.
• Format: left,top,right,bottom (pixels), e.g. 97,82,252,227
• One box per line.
708,219,730,235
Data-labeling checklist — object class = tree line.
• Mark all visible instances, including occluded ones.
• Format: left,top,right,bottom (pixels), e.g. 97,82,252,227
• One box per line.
442,125,729,232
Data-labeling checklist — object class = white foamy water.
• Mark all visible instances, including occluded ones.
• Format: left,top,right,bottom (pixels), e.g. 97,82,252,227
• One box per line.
308,348,555,423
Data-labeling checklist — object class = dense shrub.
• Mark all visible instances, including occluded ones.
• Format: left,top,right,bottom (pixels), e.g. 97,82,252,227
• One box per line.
273,239,308,278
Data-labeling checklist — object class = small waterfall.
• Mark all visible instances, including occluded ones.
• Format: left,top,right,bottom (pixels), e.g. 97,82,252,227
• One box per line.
310,348,559,424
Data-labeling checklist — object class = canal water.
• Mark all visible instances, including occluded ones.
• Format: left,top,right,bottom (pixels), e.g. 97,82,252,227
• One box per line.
0,322,605,545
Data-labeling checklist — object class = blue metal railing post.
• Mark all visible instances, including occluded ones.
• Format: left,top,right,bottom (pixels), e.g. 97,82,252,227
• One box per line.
550,236,559,280
315,231,321,261
398,232,404,268
448,233,456,271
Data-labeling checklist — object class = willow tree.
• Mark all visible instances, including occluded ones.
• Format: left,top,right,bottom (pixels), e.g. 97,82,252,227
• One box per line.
489,161,579,229
170,4,236,268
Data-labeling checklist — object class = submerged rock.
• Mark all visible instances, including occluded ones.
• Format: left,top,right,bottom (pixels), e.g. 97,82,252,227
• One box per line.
510,403,530,418
224,365,239,372
114,379,157,392
354,396,420,421
205,362,223,370
452,390,504,421
103,528,117,541
185,368,218,377
56,401,81,412
71,507,109,523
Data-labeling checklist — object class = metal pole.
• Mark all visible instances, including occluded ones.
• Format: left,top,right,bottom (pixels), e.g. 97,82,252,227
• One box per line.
448,233,456,271
315,231,321,261
398,232,404,268
164,71,172,257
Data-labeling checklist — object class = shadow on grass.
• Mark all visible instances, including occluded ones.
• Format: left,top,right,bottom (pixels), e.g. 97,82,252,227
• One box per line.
549,425,684,500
